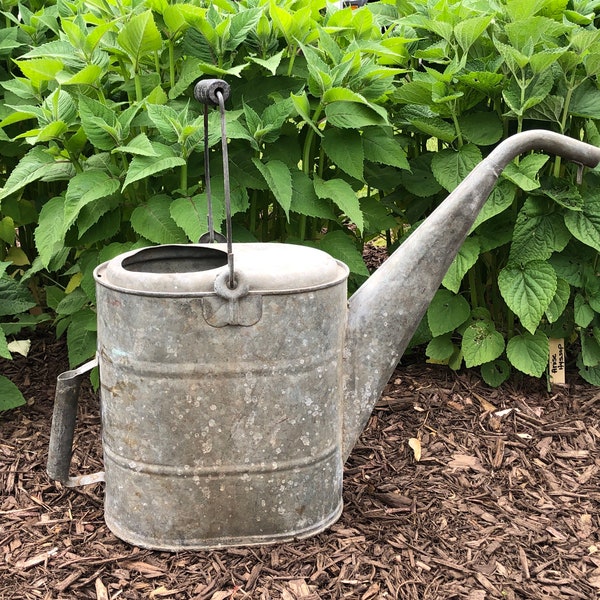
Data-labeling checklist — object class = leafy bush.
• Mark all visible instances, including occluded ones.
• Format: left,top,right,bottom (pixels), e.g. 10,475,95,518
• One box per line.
0,0,599,396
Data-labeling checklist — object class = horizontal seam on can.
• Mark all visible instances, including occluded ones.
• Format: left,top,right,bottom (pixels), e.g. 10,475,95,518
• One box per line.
102,443,339,476
99,353,340,377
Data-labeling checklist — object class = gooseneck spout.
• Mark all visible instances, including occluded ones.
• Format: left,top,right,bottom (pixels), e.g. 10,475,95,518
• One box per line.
342,130,600,460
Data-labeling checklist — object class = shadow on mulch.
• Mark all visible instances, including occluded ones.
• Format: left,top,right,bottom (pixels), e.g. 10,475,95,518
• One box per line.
1,331,600,600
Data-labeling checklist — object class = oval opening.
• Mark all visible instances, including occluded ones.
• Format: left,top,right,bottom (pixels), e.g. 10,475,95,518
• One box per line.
122,245,228,274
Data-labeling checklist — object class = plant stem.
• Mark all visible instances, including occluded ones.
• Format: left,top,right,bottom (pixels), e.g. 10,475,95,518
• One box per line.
298,214,306,241
302,104,323,175
134,73,143,104
169,40,176,90
553,73,577,177
180,163,187,194
468,267,479,308
451,105,463,148
286,45,297,76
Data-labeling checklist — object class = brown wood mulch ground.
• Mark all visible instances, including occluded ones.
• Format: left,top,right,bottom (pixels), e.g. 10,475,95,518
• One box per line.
2,331,599,600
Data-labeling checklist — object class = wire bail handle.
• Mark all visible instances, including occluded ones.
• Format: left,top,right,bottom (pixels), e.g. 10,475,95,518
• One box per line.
194,79,235,289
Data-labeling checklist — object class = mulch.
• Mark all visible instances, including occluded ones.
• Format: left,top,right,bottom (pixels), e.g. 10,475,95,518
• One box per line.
2,330,599,600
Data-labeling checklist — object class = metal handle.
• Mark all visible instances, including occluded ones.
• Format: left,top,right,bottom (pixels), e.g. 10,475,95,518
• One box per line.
47,358,105,487
195,78,236,290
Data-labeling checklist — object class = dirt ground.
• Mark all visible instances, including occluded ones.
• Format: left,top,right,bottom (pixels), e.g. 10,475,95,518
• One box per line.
1,324,599,600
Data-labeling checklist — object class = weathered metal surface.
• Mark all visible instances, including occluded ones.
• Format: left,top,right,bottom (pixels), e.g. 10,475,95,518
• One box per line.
47,358,103,486
94,243,348,550
341,130,600,460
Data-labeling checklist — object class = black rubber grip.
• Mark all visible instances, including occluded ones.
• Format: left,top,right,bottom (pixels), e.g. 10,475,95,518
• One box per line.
194,79,231,106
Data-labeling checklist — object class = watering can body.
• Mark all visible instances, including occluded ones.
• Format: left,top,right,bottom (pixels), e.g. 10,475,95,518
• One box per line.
47,130,600,550
61,243,348,550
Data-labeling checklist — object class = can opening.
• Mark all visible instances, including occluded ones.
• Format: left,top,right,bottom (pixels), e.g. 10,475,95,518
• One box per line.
122,245,228,274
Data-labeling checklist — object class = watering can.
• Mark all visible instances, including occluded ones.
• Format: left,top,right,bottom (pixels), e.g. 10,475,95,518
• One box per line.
47,80,600,550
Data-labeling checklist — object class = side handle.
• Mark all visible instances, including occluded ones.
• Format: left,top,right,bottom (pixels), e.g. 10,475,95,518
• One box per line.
47,358,105,487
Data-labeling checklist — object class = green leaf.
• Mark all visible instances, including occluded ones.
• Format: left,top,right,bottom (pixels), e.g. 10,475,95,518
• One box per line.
462,321,505,368
227,7,263,51
362,127,410,171
35,196,66,269
247,50,284,75
530,48,566,74
454,15,493,53
570,80,600,119
0,328,10,360
581,329,600,367
291,93,322,136
313,176,364,232
122,143,186,190
458,112,503,146
168,57,202,99
393,80,433,105
252,159,293,219
0,147,56,201
318,231,369,277
170,193,225,243
64,170,119,233
325,101,388,129
117,10,162,70
494,38,529,75
550,250,590,287
78,95,119,151
402,111,457,143
498,261,557,334
0,277,36,316
197,61,248,78
360,197,397,234
66,309,97,368
564,190,600,252
574,293,595,328
56,288,88,316
0,376,26,411
510,197,571,263
442,237,481,294
480,360,511,387
471,181,516,231
290,171,336,220
506,331,549,377
113,133,159,157
322,128,364,180
545,278,570,323
401,154,442,198
57,64,104,86
146,104,181,143
431,144,482,192
426,333,456,362
502,153,549,191
14,57,64,86
577,354,600,386
130,195,187,244
427,289,471,336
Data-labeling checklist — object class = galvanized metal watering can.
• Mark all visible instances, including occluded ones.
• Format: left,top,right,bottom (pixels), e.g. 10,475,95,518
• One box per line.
47,80,600,550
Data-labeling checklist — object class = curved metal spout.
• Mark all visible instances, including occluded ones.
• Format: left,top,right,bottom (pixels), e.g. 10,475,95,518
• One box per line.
342,130,600,460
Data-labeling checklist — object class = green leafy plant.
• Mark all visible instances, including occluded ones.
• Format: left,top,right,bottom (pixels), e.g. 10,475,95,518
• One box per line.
395,0,600,386
0,260,46,410
0,0,599,403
